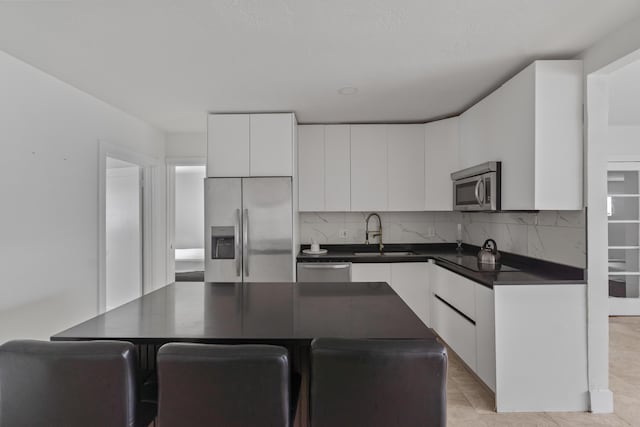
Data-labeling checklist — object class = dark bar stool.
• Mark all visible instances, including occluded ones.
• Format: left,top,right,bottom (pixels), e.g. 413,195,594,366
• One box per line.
310,338,447,427
157,343,292,427
0,340,157,427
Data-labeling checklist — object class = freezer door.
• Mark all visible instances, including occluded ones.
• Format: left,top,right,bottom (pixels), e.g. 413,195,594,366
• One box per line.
205,178,242,282
242,177,294,282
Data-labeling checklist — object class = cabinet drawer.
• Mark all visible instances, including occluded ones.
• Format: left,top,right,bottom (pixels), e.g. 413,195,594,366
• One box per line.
432,295,477,370
351,263,391,283
431,265,476,320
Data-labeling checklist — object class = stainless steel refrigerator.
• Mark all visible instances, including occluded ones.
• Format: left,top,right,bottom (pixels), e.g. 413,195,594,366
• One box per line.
204,177,294,282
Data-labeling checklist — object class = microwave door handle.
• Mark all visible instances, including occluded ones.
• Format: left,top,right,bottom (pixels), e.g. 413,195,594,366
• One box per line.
474,179,483,205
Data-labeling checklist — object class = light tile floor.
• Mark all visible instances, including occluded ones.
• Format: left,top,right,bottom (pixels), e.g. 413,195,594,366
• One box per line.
448,316,640,426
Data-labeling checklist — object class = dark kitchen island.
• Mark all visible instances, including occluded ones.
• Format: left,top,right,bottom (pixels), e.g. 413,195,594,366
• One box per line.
52,282,436,426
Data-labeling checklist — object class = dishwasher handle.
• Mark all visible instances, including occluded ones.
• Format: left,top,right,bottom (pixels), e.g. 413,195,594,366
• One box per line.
301,264,351,270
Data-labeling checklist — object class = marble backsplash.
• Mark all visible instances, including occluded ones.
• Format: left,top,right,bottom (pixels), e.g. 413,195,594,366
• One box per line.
299,210,586,268
460,211,586,268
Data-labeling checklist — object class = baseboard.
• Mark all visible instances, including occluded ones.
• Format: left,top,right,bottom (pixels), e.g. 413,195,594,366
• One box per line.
589,389,614,413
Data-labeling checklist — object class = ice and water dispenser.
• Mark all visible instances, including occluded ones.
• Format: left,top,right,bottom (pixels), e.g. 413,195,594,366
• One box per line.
210,226,235,259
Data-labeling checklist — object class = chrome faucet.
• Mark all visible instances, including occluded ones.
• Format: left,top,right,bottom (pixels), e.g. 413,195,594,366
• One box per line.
365,213,384,253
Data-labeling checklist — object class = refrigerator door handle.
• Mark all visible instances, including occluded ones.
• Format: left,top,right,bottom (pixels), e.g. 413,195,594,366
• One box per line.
235,208,241,277
243,208,249,277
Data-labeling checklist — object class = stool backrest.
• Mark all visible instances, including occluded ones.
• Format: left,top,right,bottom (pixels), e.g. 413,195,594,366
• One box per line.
157,343,290,427
310,338,447,427
0,340,138,427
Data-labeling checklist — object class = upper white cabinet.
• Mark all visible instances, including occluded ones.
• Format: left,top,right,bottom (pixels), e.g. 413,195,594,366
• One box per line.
250,113,295,176
459,60,583,210
351,125,388,211
350,124,426,212
387,125,425,211
207,113,296,177
207,114,250,177
324,125,351,211
298,125,350,212
298,125,325,211
425,117,459,211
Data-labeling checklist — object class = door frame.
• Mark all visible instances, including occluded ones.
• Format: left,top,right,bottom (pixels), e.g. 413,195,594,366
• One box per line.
585,46,640,412
165,156,206,284
98,141,160,314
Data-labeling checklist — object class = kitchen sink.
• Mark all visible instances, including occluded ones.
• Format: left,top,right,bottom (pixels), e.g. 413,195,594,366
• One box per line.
353,251,415,256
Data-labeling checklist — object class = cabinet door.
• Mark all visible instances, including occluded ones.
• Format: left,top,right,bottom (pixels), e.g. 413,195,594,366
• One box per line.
325,125,351,211
425,118,459,211
350,125,388,211
250,113,293,176
351,263,391,283
391,263,430,326
207,114,250,177
431,293,477,370
387,125,425,211
298,125,325,211
431,265,476,319
475,284,496,391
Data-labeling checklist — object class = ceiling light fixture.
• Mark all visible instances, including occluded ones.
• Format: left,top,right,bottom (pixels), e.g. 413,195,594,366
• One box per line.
338,86,358,95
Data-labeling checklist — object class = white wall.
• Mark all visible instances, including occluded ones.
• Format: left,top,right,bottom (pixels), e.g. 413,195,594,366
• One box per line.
165,132,206,158
609,125,640,156
0,51,166,344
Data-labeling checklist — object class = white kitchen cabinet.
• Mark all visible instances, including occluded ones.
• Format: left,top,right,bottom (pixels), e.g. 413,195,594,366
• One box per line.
459,60,582,210
430,265,476,319
207,113,295,178
351,263,391,283
207,114,250,177
431,293,477,370
250,113,294,176
390,263,430,326
297,124,351,211
475,284,496,392
425,117,459,211
298,125,325,211
324,125,351,211
387,125,425,211
350,125,388,211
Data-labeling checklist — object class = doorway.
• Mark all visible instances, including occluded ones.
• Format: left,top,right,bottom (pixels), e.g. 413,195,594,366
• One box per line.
105,157,143,311
166,158,207,282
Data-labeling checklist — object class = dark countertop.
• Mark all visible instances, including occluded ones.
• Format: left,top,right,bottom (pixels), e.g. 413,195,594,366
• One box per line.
297,243,586,288
52,282,435,344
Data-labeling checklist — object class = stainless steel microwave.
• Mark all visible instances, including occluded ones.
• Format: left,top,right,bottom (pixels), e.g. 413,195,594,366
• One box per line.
451,161,501,211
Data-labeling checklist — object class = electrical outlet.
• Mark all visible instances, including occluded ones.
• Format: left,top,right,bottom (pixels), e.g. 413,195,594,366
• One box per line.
426,226,436,237
338,229,349,239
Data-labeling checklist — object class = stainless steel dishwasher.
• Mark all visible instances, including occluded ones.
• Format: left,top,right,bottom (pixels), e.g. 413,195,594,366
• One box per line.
297,262,352,282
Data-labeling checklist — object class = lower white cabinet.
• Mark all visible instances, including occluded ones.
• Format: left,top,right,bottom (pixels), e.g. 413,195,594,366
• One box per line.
431,294,477,370
475,284,496,392
351,262,430,327
390,263,430,326
430,264,495,391
351,263,392,283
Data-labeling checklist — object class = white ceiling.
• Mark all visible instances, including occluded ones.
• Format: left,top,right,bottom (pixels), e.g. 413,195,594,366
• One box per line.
609,59,640,125
1,0,640,132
